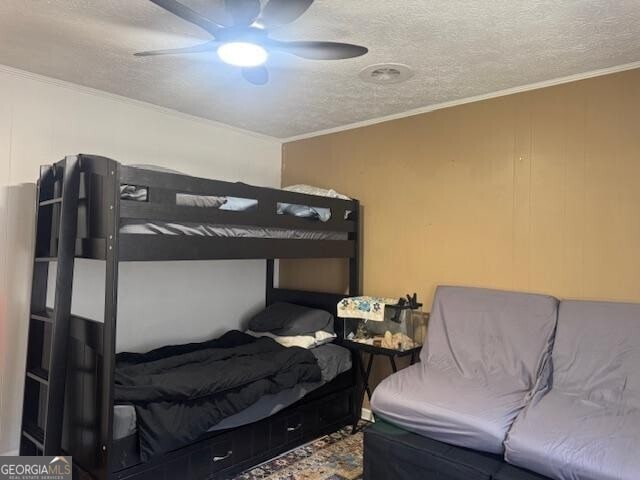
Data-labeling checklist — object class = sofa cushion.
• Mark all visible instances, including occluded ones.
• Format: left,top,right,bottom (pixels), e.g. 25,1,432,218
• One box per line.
422,286,558,376
372,286,558,454
505,299,640,480
372,363,537,454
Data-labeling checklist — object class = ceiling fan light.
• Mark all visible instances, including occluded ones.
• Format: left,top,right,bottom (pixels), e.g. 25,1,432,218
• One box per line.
217,42,268,67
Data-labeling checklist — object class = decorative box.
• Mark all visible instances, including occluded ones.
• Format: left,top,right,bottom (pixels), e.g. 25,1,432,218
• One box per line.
338,294,427,351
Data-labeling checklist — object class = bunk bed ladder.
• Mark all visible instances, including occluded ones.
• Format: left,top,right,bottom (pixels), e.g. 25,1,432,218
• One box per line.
20,156,81,456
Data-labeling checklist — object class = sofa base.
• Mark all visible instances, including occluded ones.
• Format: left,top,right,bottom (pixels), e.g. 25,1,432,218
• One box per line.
363,420,549,480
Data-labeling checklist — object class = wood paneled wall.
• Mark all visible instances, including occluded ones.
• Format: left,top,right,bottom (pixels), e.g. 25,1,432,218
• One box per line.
280,69,640,306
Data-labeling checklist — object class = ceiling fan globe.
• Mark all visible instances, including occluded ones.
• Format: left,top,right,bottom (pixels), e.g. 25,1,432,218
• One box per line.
217,42,269,67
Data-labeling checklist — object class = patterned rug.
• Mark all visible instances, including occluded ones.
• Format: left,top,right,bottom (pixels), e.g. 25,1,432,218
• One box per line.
233,426,363,480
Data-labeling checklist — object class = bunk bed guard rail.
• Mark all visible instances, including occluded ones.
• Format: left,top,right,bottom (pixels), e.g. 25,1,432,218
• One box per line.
70,155,359,262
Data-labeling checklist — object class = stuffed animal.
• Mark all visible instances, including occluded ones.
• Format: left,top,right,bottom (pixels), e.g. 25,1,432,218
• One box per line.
380,331,415,350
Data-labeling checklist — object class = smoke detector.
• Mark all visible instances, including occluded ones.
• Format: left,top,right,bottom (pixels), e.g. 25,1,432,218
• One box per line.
359,63,413,85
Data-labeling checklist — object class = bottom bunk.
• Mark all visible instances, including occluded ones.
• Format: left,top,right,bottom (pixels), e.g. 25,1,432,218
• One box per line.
110,371,356,479
64,292,360,480
112,342,351,442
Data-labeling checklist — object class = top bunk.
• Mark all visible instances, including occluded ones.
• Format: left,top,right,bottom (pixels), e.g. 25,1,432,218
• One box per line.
37,154,359,262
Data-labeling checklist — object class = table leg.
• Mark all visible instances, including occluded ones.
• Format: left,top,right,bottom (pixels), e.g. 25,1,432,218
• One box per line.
364,352,374,398
389,356,398,373
352,351,366,433
353,352,375,434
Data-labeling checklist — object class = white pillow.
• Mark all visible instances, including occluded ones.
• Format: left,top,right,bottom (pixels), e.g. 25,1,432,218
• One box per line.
314,330,337,346
282,184,350,200
246,330,336,349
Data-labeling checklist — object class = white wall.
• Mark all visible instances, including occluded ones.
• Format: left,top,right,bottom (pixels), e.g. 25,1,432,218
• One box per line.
0,65,282,454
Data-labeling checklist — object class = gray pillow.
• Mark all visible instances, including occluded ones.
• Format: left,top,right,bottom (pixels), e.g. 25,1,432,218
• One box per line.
277,203,320,220
249,302,334,336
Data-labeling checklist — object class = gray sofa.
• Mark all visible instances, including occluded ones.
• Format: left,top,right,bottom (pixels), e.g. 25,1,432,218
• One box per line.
366,286,640,480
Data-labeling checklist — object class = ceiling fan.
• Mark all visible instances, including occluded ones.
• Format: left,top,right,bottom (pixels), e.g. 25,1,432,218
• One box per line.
136,0,369,85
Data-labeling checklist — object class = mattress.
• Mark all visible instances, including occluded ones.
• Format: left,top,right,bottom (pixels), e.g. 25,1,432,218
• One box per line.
371,363,536,455
504,300,640,480
120,183,340,222
113,342,351,440
120,219,347,240
371,286,558,454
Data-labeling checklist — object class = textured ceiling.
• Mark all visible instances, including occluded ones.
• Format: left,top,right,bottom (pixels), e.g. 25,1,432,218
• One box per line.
1,1,639,138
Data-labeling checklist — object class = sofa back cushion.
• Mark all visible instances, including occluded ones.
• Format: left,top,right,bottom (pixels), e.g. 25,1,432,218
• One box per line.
553,300,640,406
424,286,558,387
503,300,640,479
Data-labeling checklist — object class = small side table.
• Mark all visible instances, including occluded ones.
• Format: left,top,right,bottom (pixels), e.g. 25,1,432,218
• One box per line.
338,339,421,433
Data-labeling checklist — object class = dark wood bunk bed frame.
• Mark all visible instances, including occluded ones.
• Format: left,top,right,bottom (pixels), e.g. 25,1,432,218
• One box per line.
20,154,362,480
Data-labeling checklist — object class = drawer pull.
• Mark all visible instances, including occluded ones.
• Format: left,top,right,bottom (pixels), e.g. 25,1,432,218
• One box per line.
212,450,232,462
287,423,302,432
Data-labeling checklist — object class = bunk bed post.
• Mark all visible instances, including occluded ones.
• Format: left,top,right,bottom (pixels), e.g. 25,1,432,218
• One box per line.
98,158,121,479
347,199,363,432
265,259,275,306
348,200,361,296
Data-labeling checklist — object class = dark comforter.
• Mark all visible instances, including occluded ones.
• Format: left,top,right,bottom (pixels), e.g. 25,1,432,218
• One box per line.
115,330,321,460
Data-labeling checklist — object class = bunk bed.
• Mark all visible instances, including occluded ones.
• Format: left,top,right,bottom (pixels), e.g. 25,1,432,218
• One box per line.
20,155,361,480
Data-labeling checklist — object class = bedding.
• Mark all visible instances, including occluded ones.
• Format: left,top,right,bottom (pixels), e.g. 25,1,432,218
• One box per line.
245,329,336,348
177,193,227,208
119,190,348,226
114,330,321,460
282,184,350,200
278,184,351,222
119,168,352,237
119,220,347,240
120,172,351,223
120,185,227,208
113,342,351,439
371,286,558,454
248,302,335,336
120,184,257,211
504,300,640,480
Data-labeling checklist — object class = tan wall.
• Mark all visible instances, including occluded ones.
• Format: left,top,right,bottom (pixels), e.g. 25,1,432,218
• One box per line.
280,69,640,308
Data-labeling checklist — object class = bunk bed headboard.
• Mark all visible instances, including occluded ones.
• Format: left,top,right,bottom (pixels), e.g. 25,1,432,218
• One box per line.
266,287,351,339
264,255,359,340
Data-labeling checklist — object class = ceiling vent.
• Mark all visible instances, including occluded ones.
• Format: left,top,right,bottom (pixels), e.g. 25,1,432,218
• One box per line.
359,63,414,85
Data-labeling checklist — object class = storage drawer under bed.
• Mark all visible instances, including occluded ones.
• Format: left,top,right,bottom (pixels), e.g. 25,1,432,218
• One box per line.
270,411,305,449
190,436,235,478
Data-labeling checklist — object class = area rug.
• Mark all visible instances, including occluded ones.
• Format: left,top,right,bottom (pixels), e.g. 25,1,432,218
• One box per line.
233,426,363,480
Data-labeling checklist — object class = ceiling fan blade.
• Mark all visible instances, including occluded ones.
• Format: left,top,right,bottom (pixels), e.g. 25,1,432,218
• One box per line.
148,0,221,36
225,0,261,26
134,41,219,56
241,66,269,85
259,0,314,28
267,40,368,60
